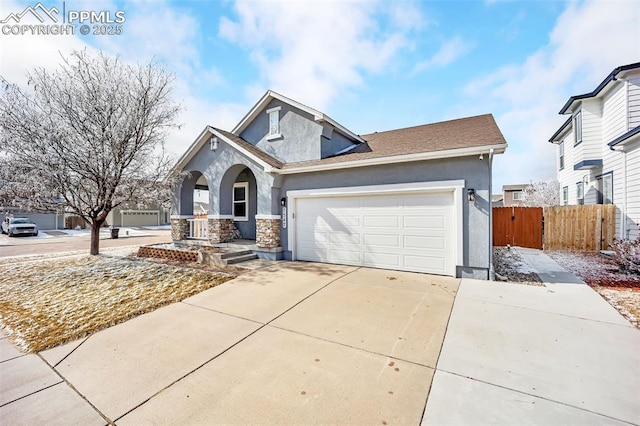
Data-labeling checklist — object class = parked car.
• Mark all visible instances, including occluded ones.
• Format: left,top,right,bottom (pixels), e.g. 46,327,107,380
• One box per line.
1,217,39,237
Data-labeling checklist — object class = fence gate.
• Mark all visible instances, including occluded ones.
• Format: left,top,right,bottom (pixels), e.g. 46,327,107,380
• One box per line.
493,207,543,249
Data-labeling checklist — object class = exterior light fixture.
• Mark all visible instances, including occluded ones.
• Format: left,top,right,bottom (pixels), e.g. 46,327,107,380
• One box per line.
280,197,287,207
210,136,219,151
479,153,484,160
467,188,475,202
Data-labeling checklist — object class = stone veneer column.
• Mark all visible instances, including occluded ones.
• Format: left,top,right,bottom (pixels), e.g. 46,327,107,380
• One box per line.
208,217,234,244
170,217,190,241
256,216,281,249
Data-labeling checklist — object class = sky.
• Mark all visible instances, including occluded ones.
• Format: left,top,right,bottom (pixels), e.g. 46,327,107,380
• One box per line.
1,0,638,194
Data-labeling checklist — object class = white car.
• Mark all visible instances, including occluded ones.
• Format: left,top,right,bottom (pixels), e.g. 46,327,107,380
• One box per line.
1,217,39,237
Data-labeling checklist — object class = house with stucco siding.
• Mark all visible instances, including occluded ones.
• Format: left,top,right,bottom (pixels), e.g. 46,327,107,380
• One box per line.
171,91,507,279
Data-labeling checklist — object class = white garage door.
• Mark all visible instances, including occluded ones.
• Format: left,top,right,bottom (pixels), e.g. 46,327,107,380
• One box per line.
294,191,456,276
121,211,159,227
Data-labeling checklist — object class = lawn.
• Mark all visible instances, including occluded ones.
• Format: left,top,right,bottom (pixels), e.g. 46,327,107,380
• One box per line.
0,255,234,353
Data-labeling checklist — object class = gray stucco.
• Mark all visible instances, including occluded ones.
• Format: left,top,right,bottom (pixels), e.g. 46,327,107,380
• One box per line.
172,96,496,279
277,156,491,278
176,138,279,218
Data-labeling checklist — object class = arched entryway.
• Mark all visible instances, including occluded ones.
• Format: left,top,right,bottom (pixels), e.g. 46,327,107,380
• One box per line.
174,170,210,240
219,165,258,240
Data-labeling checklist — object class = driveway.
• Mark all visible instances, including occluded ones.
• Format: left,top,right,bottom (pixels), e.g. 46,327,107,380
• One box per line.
2,261,638,425
1,262,458,425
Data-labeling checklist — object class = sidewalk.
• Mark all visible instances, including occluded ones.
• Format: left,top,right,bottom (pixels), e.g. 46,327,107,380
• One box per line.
516,247,586,284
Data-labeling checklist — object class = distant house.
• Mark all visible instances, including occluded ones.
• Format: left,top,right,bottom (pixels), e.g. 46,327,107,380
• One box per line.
0,206,64,230
491,194,504,207
170,90,508,278
105,204,170,228
193,201,209,217
549,62,640,239
501,184,528,207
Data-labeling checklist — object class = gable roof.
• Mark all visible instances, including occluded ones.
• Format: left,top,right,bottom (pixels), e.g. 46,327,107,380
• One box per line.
173,126,283,173
559,62,640,114
279,114,507,173
232,90,366,144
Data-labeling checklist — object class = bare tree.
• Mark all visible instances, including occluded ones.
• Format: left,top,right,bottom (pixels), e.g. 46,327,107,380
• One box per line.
520,180,561,207
0,50,181,255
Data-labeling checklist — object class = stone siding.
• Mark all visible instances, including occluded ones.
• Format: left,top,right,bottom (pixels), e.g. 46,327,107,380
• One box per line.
171,218,189,240
208,218,234,243
256,218,281,248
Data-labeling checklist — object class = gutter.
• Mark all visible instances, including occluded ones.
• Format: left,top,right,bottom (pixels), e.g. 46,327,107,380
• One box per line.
276,143,507,175
609,144,628,238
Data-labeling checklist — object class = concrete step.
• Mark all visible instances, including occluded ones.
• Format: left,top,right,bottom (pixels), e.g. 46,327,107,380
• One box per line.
220,249,253,259
225,253,258,265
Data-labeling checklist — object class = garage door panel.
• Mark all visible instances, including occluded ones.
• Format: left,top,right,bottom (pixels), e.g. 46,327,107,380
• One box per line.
404,235,446,250
403,192,452,207
329,232,361,245
363,252,400,268
363,196,401,208
404,255,446,272
403,215,447,229
294,190,456,276
363,215,399,228
330,249,361,264
363,234,399,248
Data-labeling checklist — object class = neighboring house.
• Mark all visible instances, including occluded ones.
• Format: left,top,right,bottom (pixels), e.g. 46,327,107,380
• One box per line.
549,62,640,240
501,184,528,207
193,201,209,217
105,204,170,228
0,206,64,230
491,194,504,207
171,90,507,278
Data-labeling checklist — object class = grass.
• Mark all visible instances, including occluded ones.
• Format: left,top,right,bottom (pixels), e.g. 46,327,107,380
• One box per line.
0,255,234,353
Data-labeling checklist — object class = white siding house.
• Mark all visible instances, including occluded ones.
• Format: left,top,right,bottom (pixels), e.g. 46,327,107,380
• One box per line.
549,62,640,240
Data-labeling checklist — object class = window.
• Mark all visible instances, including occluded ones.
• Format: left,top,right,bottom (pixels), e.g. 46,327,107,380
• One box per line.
233,182,248,221
512,191,522,201
559,141,565,170
576,181,584,205
266,106,281,139
562,186,569,205
573,110,582,146
597,172,613,204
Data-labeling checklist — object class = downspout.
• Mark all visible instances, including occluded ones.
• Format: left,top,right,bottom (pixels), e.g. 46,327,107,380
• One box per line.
609,144,627,238
488,148,495,280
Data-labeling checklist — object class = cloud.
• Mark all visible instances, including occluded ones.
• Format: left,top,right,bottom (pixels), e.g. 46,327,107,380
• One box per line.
219,0,423,111
411,36,473,75
462,0,640,190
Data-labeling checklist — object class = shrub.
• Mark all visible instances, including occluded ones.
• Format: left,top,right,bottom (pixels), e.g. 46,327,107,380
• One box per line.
610,237,640,274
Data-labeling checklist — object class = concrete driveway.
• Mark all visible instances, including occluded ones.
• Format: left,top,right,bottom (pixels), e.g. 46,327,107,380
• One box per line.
2,260,639,425
2,262,458,425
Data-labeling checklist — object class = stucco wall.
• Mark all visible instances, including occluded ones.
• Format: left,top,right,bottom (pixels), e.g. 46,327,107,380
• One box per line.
176,138,278,218
278,156,491,276
240,99,324,163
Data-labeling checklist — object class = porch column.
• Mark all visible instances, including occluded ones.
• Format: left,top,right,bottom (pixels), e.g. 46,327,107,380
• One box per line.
208,215,234,244
256,215,281,249
170,215,191,241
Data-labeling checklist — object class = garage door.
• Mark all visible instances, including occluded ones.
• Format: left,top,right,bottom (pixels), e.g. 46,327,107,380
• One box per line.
121,211,159,227
294,191,455,276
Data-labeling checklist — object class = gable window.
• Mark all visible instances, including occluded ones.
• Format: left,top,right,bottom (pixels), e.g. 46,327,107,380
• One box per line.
573,110,582,146
559,141,565,170
562,186,568,205
512,191,522,201
597,172,613,204
266,106,281,140
233,182,248,221
576,181,584,205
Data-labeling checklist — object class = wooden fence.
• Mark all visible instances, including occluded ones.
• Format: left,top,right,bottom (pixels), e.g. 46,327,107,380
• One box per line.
493,207,543,249
543,204,616,251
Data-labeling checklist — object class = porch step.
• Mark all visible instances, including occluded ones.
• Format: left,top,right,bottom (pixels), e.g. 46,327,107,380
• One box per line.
220,249,253,259
224,253,258,265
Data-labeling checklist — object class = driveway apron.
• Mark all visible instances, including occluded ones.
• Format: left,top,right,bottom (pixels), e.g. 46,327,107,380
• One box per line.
3,262,458,425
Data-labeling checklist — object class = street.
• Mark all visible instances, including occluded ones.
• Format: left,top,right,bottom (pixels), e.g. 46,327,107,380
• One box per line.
0,228,172,257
